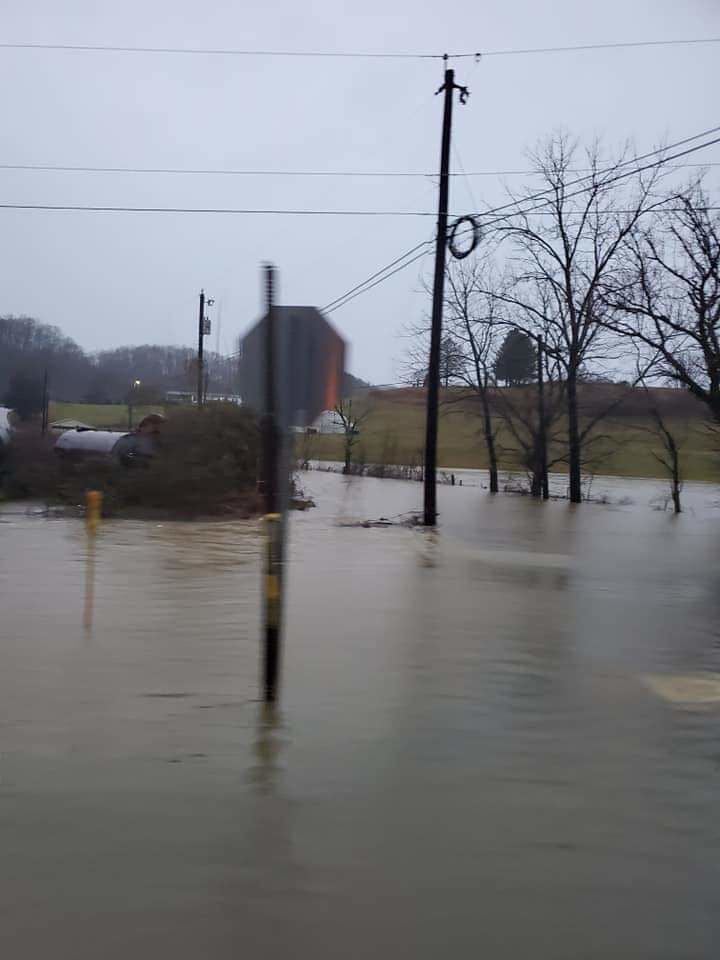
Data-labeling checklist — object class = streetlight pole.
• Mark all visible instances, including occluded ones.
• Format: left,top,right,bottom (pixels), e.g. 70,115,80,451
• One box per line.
41,368,49,435
128,379,141,430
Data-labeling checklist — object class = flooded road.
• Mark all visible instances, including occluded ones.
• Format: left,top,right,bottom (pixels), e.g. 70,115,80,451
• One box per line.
1,473,720,958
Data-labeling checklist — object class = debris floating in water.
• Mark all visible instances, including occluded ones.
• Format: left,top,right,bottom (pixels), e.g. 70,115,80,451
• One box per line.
642,673,720,706
336,511,423,528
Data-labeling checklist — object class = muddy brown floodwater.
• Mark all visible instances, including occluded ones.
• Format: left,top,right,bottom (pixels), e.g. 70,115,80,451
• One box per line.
1,472,720,959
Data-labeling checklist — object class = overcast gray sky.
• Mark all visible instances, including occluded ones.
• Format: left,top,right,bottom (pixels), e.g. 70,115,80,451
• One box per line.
1,0,718,383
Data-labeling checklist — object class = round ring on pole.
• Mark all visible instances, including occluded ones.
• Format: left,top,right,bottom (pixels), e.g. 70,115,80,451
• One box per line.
448,215,480,260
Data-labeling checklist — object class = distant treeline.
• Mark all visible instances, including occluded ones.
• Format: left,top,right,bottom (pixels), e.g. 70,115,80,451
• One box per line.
1,315,370,408
0,314,240,404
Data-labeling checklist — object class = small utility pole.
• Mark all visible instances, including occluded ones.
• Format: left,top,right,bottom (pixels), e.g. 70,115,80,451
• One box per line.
261,264,282,701
423,61,468,526
197,289,205,406
537,336,549,500
41,368,49,435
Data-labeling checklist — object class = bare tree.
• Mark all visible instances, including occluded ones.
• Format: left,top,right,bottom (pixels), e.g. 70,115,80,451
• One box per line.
333,399,369,474
405,261,505,491
401,329,464,389
604,179,720,428
648,407,685,513
488,133,661,502
441,260,504,492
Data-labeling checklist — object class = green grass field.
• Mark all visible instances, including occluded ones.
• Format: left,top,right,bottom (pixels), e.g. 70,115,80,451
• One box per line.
50,402,167,430
52,395,719,483
302,390,719,483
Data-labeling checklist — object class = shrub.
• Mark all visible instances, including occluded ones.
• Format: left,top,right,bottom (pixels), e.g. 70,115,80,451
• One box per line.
3,371,43,421
116,403,260,514
2,429,60,498
3,404,261,517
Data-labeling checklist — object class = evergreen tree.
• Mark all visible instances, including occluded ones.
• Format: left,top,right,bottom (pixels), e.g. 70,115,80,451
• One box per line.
493,329,536,386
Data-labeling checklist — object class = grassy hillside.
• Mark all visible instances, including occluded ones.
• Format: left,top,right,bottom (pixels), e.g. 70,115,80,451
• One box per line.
51,393,719,482
304,388,719,483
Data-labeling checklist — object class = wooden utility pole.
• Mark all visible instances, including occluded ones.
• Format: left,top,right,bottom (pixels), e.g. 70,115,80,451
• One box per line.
197,289,205,406
41,368,49,435
423,63,466,526
537,336,549,500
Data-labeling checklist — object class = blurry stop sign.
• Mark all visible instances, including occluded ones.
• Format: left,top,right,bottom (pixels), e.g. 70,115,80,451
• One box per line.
239,305,345,429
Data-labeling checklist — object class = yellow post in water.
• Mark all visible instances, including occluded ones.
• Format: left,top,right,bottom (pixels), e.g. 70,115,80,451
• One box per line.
86,489,102,535
83,490,102,629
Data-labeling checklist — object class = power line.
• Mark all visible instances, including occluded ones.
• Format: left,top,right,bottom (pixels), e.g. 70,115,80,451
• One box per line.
3,140,718,221
321,128,720,313
322,239,433,311
324,247,432,314
0,202,441,215
472,135,720,232
4,201,715,218
480,37,720,57
0,37,718,59
0,131,716,309
467,125,720,224
1,161,716,178
446,131,720,247
0,162,434,177
0,42,446,59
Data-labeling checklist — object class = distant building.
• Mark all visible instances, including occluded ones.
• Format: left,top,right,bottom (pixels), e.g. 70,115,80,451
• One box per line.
204,393,242,405
165,390,196,404
312,409,346,434
165,389,241,405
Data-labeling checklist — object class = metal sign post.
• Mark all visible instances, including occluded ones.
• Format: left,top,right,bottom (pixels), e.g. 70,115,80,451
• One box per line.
261,264,282,702
245,267,346,702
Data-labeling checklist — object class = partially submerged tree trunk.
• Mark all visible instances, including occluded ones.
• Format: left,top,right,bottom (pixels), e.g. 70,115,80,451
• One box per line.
671,465,682,514
479,390,499,493
537,337,549,500
494,373,565,499
650,407,683,514
566,369,582,503
333,399,370,476
529,452,543,498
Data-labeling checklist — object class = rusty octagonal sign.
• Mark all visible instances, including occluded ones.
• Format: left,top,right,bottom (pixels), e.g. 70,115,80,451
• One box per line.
239,305,346,429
